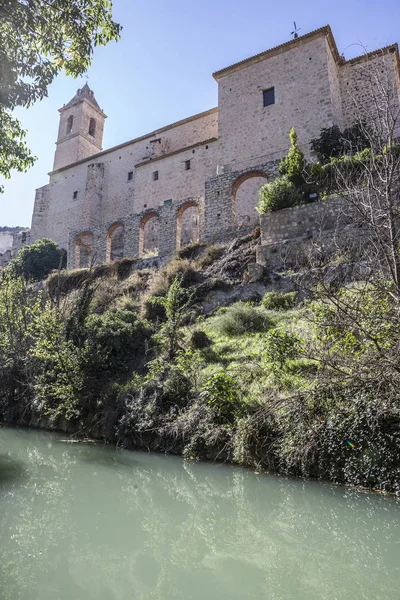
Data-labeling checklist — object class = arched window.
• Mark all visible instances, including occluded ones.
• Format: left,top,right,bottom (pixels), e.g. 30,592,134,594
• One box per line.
88,118,96,137
66,115,73,134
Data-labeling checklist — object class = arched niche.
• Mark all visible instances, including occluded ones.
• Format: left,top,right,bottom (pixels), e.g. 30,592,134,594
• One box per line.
139,212,160,258
232,171,268,228
106,222,124,262
176,200,199,251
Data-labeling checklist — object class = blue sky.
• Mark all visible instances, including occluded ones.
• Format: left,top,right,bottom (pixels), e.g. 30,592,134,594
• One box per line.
1,0,399,226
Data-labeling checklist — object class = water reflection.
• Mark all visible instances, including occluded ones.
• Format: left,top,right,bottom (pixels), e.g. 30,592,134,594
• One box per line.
0,428,399,600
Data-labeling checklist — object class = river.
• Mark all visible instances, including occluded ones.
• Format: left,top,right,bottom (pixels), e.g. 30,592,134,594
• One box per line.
0,427,399,599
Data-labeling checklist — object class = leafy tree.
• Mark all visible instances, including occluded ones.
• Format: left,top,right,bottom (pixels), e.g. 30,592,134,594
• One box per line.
263,329,303,371
310,123,370,164
151,275,196,359
5,238,66,281
0,0,121,190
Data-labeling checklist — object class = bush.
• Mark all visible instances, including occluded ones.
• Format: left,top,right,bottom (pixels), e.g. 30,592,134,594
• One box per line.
6,238,66,282
279,127,306,188
190,329,212,349
202,373,243,424
214,302,271,337
261,291,298,310
263,329,303,371
257,176,302,214
85,310,150,375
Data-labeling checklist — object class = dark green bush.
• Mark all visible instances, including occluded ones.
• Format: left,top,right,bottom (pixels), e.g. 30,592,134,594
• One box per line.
261,290,298,310
190,329,212,349
6,238,66,282
85,310,150,375
215,302,271,337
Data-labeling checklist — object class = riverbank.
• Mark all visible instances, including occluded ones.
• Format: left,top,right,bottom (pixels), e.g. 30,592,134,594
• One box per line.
1,230,400,495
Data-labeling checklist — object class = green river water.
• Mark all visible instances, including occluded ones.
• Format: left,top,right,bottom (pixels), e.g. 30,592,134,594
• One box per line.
0,427,399,599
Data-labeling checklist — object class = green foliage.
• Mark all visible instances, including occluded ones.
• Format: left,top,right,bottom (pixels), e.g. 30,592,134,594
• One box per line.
6,238,66,282
263,329,303,371
85,310,150,375
30,305,86,420
151,275,196,359
214,303,271,337
202,373,242,424
307,147,373,193
0,278,41,412
261,291,298,310
279,127,306,188
310,123,370,164
0,0,121,186
257,175,302,214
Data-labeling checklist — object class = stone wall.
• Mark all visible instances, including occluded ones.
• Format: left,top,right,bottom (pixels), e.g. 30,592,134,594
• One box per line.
258,198,344,245
67,197,204,269
204,161,279,242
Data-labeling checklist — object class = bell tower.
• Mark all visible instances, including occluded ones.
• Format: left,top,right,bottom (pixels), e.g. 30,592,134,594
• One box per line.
53,83,107,171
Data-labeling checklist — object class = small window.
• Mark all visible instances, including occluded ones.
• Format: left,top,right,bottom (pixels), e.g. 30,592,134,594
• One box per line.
185,160,191,171
153,171,159,181
89,118,96,137
66,115,73,134
263,87,275,107
73,191,78,200
127,171,133,181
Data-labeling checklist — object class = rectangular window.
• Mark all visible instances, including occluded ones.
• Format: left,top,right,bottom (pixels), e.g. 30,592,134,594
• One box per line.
185,160,191,171
263,87,275,107
127,171,133,181
73,191,78,200
153,171,159,181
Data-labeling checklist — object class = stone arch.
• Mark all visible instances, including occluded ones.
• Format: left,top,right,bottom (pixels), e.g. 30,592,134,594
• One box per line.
176,200,199,251
232,170,268,229
106,222,124,262
66,115,73,134
89,118,96,137
139,212,160,258
75,231,94,268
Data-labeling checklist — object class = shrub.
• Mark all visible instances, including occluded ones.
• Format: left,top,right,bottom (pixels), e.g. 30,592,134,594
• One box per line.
6,238,66,282
202,373,243,424
214,302,271,337
263,329,303,371
279,127,306,188
190,329,212,349
261,291,298,310
257,176,301,214
85,310,150,375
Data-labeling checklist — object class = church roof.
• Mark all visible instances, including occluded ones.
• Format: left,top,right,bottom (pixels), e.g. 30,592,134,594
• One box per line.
63,83,102,112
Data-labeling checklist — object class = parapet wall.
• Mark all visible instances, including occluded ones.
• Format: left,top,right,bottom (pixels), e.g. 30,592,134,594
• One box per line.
259,198,344,245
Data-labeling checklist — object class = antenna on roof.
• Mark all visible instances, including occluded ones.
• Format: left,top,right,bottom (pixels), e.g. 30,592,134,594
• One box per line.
291,22,300,39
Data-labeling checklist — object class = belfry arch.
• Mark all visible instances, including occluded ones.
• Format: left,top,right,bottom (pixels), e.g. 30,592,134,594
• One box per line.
75,231,94,268
232,170,268,229
106,222,124,262
176,200,200,250
139,212,160,257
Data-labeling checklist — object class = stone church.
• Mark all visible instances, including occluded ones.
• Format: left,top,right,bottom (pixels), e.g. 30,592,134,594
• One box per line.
28,25,400,268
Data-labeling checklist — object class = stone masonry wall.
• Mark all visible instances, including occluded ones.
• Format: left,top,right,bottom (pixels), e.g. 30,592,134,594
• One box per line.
258,198,344,246
340,51,400,130
216,34,336,168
